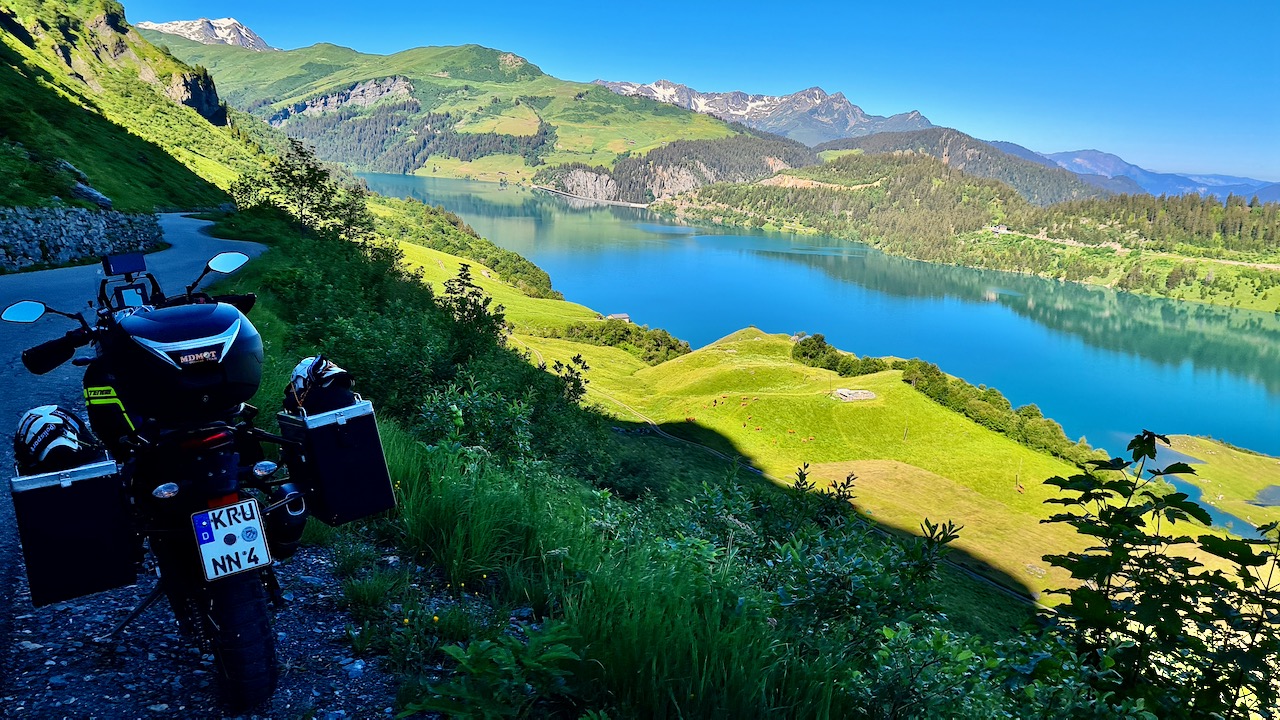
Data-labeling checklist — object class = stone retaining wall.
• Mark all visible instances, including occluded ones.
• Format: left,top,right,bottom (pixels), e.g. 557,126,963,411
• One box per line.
0,207,162,272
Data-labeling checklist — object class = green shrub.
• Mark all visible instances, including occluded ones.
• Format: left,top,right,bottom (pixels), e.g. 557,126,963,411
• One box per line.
550,319,691,365
402,622,584,718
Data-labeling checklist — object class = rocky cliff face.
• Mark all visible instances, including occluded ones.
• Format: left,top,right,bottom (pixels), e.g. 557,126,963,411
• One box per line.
595,79,931,146
166,69,226,125
136,18,275,51
270,76,415,125
558,169,620,202
646,164,707,200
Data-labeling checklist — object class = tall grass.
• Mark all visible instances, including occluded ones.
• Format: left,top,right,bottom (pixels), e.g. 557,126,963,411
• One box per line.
562,545,788,717
382,425,918,717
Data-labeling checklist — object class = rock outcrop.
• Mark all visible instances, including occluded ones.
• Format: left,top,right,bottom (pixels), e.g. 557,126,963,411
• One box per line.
270,77,415,125
557,169,619,202
0,208,161,272
646,164,706,200
165,69,226,125
70,182,113,210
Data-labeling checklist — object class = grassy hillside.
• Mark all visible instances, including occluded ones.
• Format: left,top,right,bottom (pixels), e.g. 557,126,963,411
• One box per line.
397,241,1081,600
0,0,264,209
392,227,1273,606
1169,435,1280,529
816,127,1109,206
527,328,1086,600
138,30,734,178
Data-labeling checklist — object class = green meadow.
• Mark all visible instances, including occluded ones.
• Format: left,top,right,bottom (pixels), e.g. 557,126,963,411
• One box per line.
400,238,1087,600
1169,435,1280,528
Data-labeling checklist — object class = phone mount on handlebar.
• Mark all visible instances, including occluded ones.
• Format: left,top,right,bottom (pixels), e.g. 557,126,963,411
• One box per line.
99,253,163,311
102,252,146,276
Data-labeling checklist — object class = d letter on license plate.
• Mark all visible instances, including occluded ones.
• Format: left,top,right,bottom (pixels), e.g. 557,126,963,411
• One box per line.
192,499,271,581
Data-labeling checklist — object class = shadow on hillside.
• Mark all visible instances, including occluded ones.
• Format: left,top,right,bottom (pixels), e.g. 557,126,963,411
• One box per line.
0,34,225,211
633,417,1042,605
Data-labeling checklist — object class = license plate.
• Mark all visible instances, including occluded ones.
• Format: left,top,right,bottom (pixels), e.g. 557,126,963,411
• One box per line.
191,499,271,581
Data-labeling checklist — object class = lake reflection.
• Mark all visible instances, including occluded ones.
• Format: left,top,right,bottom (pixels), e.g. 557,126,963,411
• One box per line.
363,174,1280,462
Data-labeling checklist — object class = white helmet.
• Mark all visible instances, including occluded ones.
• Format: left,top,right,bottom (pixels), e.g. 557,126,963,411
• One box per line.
284,355,354,414
288,355,349,394
14,405,97,474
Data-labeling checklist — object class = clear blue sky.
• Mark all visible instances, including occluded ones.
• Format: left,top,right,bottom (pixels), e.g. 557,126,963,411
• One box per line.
124,0,1279,181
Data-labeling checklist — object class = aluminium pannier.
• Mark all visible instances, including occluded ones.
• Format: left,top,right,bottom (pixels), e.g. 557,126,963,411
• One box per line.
10,459,136,606
277,398,394,527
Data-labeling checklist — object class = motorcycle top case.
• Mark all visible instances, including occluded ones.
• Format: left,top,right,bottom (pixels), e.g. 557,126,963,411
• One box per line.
88,303,264,430
277,399,394,526
10,459,136,606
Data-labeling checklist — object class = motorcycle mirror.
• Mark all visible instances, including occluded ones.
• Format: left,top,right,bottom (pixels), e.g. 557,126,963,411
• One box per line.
1,301,47,323
207,252,249,275
187,252,250,296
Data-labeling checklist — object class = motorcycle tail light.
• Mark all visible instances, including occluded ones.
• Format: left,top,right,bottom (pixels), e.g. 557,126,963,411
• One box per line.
207,493,239,509
180,430,233,451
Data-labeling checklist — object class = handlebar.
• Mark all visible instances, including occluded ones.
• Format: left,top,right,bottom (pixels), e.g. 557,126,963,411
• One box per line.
22,329,90,375
213,293,256,314
18,293,256,375
153,292,255,315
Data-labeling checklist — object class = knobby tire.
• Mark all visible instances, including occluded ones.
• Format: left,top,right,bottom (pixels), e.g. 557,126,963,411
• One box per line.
206,571,278,710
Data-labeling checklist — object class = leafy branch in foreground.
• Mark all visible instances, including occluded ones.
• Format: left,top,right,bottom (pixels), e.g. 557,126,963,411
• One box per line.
1042,429,1280,719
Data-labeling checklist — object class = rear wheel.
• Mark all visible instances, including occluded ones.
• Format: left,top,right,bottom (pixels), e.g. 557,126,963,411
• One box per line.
206,571,278,710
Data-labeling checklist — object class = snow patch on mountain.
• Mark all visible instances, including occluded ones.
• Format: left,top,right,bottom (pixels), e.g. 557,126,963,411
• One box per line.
595,79,930,146
136,18,275,52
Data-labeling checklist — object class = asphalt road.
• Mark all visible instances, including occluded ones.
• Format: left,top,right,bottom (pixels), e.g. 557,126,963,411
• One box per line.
0,214,265,693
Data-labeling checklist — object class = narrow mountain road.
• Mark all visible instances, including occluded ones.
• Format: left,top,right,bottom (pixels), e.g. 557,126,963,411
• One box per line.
0,213,266,696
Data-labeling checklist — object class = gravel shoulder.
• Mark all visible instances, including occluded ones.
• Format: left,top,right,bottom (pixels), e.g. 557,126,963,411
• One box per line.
4,546,400,719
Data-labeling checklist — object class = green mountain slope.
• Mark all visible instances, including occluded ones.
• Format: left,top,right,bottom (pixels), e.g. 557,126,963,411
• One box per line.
660,151,1030,253
816,127,1109,206
138,30,736,178
0,0,264,209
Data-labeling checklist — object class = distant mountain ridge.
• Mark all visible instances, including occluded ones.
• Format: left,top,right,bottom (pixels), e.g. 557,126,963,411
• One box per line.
816,129,1109,206
136,18,275,52
595,79,931,146
136,19,1270,201
1043,149,1271,199
1257,183,1280,202
134,29,748,187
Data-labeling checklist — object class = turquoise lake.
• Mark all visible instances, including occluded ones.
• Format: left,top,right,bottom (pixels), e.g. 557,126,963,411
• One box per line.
363,174,1280,534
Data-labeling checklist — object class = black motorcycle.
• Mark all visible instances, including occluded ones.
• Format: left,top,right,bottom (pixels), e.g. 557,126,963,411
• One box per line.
1,250,391,709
